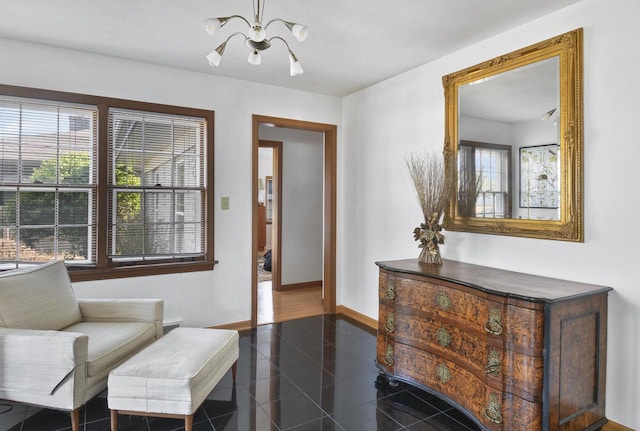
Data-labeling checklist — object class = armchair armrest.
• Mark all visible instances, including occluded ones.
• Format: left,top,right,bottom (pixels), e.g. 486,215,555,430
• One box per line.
77,299,164,338
0,327,88,395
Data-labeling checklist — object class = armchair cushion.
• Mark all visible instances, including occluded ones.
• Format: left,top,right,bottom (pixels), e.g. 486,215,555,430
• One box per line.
63,321,157,378
78,299,164,339
0,261,82,330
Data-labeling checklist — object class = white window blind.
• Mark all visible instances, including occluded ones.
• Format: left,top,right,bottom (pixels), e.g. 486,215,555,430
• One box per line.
0,97,98,269
475,146,510,218
107,108,206,263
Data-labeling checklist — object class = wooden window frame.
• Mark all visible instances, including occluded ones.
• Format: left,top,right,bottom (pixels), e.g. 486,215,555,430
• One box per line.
0,84,215,281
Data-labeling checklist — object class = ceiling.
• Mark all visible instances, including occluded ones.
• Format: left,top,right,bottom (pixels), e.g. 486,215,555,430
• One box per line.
460,57,559,124
0,0,581,97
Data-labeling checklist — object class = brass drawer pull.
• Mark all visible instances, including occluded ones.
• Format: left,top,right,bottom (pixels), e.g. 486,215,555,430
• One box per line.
386,280,396,300
384,345,395,366
483,307,503,335
436,363,451,383
484,405,503,424
483,393,503,424
436,328,451,347
384,312,396,333
437,291,451,311
483,349,501,377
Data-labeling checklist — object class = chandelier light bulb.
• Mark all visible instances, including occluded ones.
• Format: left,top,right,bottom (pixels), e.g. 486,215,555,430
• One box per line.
248,49,262,65
288,51,304,76
206,49,223,67
290,61,304,76
250,22,266,42
205,41,227,67
204,18,223,36
541,108,557,121
291,23,308,41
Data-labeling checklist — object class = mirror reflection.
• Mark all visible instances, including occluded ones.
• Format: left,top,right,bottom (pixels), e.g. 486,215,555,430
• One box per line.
457,57,560,220
443,28,583,241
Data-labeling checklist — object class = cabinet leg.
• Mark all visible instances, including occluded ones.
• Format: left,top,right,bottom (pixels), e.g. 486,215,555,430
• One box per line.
376,372,399,388
376,373,389,387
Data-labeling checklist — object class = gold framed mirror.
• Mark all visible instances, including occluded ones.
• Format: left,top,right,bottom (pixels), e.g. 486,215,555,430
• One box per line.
443,28,583,241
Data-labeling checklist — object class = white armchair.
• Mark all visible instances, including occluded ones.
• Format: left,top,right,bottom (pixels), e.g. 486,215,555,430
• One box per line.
0,261,163,431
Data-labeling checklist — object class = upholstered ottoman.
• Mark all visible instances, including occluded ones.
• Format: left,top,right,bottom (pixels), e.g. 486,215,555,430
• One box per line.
107,327,239,431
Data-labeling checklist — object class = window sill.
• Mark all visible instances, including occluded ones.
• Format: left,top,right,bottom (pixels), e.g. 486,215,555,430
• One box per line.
68,260,217,282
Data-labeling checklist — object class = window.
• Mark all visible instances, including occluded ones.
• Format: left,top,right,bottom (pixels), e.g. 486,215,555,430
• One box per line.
458,140,512,218
0,98,97,269
0,85,214,280
108,109,206,264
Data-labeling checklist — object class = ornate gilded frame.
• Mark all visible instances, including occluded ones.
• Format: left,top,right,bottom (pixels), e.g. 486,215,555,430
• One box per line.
443,28,583,241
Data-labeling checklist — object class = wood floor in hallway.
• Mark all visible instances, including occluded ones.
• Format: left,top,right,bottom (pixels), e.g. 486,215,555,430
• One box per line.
257,280,324,325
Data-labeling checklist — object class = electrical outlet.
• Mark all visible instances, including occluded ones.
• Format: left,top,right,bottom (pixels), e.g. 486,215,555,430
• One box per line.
221,197,229,210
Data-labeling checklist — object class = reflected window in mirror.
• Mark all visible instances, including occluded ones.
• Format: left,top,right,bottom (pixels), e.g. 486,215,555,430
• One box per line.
458,141,511,218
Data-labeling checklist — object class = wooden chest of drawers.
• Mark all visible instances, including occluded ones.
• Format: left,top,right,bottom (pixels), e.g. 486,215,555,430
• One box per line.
376,259,611,431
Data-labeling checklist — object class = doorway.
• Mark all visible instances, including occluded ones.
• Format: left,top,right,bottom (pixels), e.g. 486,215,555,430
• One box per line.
257,141,282,293
251,115,337,328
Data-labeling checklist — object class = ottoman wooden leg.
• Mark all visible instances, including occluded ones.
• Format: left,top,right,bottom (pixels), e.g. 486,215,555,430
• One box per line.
185,414,193,431
232,360,238,382
110,410,118,431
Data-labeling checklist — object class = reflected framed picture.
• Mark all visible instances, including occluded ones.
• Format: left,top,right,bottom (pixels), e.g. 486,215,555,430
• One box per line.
519,144,559,208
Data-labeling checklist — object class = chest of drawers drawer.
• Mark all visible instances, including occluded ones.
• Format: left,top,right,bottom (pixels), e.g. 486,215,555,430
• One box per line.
377,338,542,431
379,270,545,354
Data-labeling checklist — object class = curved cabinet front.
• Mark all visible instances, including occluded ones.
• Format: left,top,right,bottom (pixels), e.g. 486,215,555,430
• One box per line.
375,259,611,431
378,303,544,402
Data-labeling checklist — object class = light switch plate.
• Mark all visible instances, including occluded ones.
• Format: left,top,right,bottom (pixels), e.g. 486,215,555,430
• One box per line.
221,197,229,210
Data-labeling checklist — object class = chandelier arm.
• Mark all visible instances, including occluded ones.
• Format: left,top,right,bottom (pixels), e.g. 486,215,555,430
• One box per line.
269,36,304,76
223,31,250,45
226,14,252,27
203,15,252,27
206,31,250,67
264,18,284,29
268,36,292,50
265,18,300,32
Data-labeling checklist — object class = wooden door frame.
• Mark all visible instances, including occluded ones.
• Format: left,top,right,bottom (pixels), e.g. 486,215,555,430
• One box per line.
258,140,283,291
251,115,337,328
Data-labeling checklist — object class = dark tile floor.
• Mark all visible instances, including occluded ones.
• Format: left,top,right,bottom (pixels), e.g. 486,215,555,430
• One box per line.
1,315,481,431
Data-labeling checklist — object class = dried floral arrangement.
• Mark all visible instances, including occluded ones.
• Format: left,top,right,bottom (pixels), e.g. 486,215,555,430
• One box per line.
405,151,456,264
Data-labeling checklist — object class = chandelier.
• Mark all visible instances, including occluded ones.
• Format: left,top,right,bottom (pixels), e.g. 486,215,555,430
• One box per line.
204,0,308,76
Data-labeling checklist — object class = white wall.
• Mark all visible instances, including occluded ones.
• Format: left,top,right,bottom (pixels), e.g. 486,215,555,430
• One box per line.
259,127,324,285
0,37,341,328
340,0,640,428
